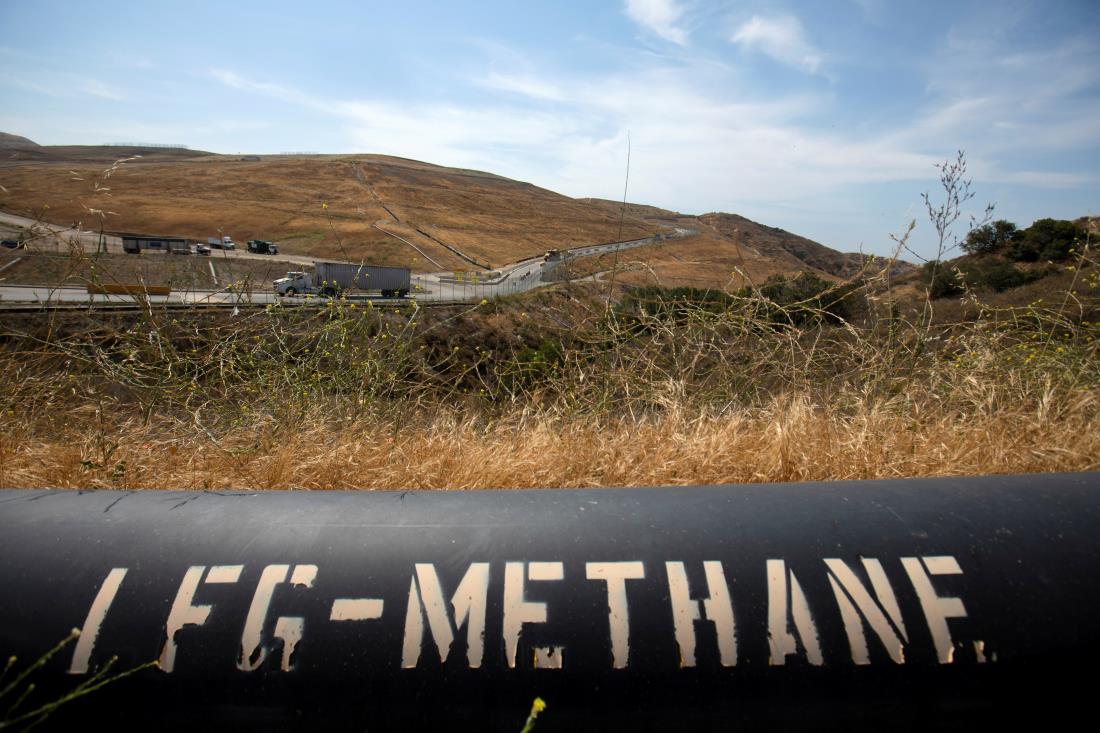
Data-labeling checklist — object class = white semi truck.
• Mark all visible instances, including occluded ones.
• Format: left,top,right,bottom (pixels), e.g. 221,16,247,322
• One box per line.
208,236,235,250
275,262,411,298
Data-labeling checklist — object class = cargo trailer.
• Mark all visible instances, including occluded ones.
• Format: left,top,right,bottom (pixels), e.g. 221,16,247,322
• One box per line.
274,262,410,297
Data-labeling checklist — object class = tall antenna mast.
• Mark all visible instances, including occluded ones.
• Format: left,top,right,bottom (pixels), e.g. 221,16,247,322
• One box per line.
606,132,631,306
616,132,631,242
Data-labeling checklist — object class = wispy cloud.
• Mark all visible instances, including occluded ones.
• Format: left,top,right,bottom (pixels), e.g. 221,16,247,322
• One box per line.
624,0,689,45
477,72,568,102
210,69,320,109
910,34,1100,156
82,79,123,101
731,15,823,74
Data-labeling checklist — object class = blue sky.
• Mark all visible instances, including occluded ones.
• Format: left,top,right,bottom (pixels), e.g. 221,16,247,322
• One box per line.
1,0,1097,260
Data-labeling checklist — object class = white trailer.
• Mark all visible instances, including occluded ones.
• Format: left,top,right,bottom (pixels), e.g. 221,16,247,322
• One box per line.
208,236,235,250
275,262,411,297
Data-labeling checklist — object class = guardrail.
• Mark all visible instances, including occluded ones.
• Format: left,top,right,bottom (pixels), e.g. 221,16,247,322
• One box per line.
85,283,172,296
1,473,1097,730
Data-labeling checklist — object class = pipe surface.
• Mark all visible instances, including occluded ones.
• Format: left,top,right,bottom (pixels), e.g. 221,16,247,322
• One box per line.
1,473,1098,730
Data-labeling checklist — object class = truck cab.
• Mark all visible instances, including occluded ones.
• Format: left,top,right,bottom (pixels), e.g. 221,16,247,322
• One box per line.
275,271,312,296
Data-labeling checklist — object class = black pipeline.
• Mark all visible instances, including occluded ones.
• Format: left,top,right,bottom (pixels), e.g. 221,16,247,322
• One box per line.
0,473,1098,731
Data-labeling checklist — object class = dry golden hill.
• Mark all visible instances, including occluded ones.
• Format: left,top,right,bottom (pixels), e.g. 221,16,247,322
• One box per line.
0,142,658,272
0,136,877,286
574,199,915,289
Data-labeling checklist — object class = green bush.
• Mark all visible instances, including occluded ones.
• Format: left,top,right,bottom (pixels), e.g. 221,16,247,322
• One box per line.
742,272,861,325
1008,218,1085,262
962,259,1045,292
962,220,1017,255
923,258,1047,298
921,261,964,299
621,286,735,319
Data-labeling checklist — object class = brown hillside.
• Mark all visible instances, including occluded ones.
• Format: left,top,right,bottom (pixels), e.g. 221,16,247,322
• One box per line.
0,138,893,286
0,133,40,149
0,147,659,272
698,212,915,280
573,199,908,289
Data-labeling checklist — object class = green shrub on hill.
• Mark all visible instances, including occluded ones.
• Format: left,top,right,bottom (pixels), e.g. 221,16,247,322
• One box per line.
1008,218,1087,262
921,261,964,299
623,274,861,326
965,258,1047,291
962,220,1018,255
963,218,1085,262
746,272,861,325
922,258,1049,298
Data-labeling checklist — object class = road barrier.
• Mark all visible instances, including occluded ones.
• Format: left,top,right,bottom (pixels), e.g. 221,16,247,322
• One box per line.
86,283,171,296
1,473,1097,730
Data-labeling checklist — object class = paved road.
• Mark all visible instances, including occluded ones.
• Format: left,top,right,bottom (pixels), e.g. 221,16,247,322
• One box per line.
416,229,697,299
0,284,278,306
0,209,697,306
0,210,318,266
0,285,425,308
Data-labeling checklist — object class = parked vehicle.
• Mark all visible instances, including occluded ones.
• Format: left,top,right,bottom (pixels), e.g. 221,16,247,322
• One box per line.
195,244,211,256
1,239,23,249
274,262,410,297
247,239,279,255
208,236,236,250
123,235,190,254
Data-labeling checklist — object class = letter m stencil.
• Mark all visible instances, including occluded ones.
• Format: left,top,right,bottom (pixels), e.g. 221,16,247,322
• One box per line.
402,563,490,668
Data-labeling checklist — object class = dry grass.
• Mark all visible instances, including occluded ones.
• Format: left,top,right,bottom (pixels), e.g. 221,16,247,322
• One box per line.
2,390,1096,490
2,259,1098,490
1,152,1096,491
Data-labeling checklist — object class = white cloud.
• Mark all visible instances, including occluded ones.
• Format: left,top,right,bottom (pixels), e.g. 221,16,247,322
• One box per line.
731,15,823,74
905,34,1100,158
210,69,320,109
82,79,123,101
477,72,568,102
624,0,689,45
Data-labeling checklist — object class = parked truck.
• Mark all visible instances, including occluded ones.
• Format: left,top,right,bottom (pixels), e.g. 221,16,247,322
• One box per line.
247,239,279,255
208,236,235,250
122,235,191,254
274,262,411,298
